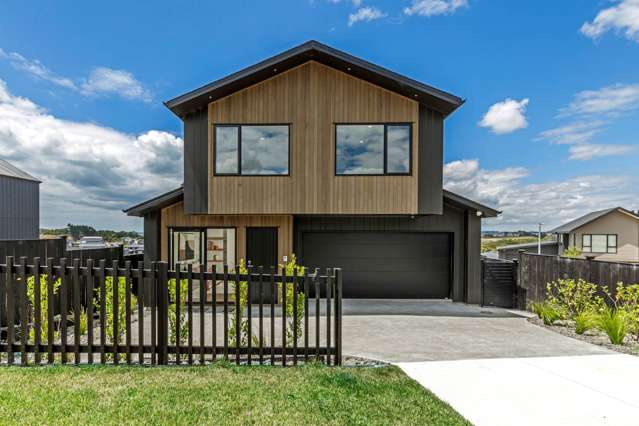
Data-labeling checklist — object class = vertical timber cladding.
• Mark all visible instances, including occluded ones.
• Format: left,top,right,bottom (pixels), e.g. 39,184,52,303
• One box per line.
159,201,293,266
207,61,420,215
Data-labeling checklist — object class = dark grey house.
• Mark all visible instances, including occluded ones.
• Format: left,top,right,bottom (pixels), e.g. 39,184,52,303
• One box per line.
0,159,40,240
125,41,500,303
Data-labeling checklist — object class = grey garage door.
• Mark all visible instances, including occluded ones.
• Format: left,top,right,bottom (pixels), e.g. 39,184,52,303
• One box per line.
302,232,451,299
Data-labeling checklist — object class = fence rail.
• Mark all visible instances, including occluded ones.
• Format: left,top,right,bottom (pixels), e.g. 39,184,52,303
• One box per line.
0,257,342,366
517,252,639,308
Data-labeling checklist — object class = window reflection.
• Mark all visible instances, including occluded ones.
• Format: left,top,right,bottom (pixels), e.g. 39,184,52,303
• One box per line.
386,125,410,174
335,125,384,175
215,126,239,174
241,125,289,175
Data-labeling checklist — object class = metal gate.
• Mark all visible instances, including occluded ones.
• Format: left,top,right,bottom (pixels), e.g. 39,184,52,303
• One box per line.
481,258,517,308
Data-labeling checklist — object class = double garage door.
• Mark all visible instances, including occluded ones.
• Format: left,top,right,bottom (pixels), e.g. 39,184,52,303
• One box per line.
302,232,452,299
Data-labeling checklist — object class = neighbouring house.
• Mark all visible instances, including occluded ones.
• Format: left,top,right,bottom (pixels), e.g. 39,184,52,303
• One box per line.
125,41,500,303
552,207,639,264
497,240,561,260
0,159,40,240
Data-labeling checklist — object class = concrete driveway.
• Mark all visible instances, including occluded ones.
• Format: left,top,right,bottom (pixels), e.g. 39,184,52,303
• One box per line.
341,299,609,362
342,300,639,425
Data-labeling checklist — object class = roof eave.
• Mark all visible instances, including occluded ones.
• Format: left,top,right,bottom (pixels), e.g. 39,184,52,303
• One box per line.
164,40,464,119
443,189,501,218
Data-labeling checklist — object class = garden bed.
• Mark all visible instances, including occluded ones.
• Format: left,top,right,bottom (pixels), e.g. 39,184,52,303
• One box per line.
528,317,639,356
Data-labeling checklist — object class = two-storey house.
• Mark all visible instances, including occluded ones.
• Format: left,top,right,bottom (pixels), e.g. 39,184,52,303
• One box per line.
125,41,499,304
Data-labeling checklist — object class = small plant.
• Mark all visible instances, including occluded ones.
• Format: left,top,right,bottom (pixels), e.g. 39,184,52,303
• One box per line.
98,276,138,348
26,274,62,342
280,254,306,345
167,278,188,345
228,259,250,347
531,301,562,325
607,283,639,342
562,246,582,259
546,278,604,319
574,310,596,335
596,307,627,345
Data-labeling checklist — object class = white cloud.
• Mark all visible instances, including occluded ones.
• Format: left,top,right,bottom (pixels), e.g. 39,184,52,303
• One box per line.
0,49,77,90
0,79,181,230
444,159,639,230
568,143,637,160
581,0,639,42
560,83,639,116
327,0,362,5
81,67,152,102
0,48,151,102
404,0,468,17
478,98,529,134
537,120,606,145
348,7,386,26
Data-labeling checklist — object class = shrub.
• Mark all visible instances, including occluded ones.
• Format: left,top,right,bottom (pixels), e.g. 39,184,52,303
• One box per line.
546,278,604,319
167,278,188,346
280,254,306,345
531,301,562,325
574,310,596,335
596,307,627,345
98,277,138,345
562,246,582,259
608,283,639,342
26,274,62,343
228,255,306,348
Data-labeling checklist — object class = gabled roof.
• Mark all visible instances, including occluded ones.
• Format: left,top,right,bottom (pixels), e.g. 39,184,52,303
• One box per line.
123,186,184,217
0,159,40,183
165,40,464,118
443,190,501,218
551,207,639,233
124,186,500,218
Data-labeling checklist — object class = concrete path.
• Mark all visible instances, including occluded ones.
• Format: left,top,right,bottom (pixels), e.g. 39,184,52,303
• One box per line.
341,300,639,425
399,354,639,426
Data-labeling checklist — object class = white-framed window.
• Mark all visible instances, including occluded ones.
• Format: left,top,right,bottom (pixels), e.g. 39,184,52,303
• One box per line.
582,234,617,254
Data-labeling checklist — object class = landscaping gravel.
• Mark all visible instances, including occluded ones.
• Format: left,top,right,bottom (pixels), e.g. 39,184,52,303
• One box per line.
528,317,639,356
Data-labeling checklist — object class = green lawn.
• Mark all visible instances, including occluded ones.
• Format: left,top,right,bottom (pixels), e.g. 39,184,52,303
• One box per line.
0,363,468,425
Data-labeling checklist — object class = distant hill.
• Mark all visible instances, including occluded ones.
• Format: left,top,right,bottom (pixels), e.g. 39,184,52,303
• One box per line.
41,223,142,242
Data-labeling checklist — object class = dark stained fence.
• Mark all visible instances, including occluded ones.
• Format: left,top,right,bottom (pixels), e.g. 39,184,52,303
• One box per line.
0,239,65,262
517,252,639,309
481,258,517,308
66,246,123,266
0,257,342,366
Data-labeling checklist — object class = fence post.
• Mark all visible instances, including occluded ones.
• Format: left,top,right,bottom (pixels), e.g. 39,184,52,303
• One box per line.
517,250,525,310
333,268,342,366
512,259,519,309
480,259,485,307
586,256,595,283
157,262,169,365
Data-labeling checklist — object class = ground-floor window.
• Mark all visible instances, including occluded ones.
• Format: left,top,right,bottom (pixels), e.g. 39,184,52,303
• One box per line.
169,227,236,301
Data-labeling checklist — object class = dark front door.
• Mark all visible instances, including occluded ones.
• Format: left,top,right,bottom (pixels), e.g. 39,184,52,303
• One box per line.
302,231,452,299
246,227,278,302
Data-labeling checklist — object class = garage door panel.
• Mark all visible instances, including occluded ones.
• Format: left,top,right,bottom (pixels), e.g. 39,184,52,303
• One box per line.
302,232,451,299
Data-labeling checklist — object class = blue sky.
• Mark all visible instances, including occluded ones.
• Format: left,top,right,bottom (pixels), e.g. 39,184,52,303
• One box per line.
0,0,638,231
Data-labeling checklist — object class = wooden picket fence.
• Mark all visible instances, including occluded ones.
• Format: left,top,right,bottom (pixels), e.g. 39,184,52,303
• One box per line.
0,256,342,366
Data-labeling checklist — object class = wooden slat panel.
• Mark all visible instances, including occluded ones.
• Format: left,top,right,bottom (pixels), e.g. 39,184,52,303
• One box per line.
207,61,419,215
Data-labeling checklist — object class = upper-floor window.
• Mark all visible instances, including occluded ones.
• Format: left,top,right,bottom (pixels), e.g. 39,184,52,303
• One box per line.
582,234,617,254
214,124,289,175
335,124,411,175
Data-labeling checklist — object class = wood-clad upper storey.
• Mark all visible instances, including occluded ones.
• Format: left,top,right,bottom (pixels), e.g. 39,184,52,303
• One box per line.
206,61,420,215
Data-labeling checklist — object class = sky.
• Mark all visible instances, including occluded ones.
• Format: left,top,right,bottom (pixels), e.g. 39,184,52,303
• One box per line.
0,0,638,232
